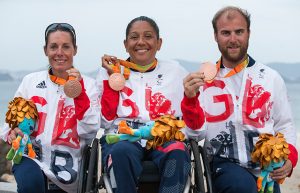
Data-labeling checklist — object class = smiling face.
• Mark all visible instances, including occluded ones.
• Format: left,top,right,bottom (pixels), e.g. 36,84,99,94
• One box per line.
44,30,77,77
124,21,162,66
214,10,250,68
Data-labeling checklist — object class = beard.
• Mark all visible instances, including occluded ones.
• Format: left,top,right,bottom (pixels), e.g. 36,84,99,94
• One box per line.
218,40,249,64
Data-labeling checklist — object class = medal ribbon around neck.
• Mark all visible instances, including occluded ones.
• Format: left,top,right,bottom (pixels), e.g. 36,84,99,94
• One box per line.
216,57,249,78
111,59,158,79
49,70,82,98
119,59,157,72
49,72,76,85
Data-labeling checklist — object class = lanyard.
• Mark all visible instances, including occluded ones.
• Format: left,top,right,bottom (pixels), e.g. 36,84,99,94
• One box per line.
216,57,249,78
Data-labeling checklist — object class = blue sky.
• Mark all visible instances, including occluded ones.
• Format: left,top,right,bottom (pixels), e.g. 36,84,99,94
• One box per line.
0,0,299,72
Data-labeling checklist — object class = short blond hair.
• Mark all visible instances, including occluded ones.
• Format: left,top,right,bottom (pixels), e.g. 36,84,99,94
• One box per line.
212,6,251,33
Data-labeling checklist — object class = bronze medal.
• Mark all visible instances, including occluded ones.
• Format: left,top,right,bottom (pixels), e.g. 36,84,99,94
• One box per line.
108,73,126,91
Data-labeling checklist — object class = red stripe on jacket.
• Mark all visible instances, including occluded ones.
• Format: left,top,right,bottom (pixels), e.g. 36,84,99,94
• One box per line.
181,92,205,130
74,79,90,120
101,80,119,121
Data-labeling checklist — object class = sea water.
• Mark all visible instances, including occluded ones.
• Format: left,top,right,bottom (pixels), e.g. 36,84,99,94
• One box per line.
0,81,20,126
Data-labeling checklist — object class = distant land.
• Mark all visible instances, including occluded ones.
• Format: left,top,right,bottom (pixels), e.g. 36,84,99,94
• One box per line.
0,60,299,83
177,60,300,83
0,72,13,81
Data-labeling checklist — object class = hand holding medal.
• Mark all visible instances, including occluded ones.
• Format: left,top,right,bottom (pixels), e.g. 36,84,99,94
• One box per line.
103,55,157,91
64,68,82,98
199,62,217,83
107,59,127,91
183,61,217,98
102,55,126,91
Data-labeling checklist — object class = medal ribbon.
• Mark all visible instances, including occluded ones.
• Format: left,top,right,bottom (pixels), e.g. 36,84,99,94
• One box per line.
111,59,158,79
119,59,157,73
49,70,75,85
216,57,249,78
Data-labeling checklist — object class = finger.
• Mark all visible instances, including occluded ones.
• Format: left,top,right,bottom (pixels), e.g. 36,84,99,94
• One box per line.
105,54,118,63
101,56,113,68
7,137,13,144
184,80,204,98
7,130,17,144
7,136,13,144
101,55,110,67
68,72,81,80
270,169,285,178
14,128,24,137
14,128,21,135
184,80,204,95
184,76,205,89
102,55,117,65
183,74,203,89
101,56,116,75
66,68,82,81
270,172,286,180
103,54,116,59
66,67,78,73
273,161,292,175
183,72,202,83
183,73,193,84
270,161,292,180
186,81,204,92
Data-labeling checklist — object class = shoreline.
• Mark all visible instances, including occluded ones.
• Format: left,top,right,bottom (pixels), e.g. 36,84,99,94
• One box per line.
280,133,300,193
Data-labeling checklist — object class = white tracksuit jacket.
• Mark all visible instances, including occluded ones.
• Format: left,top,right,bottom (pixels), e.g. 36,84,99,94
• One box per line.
182,56,297,173
0,71,101,192
96,59,202,139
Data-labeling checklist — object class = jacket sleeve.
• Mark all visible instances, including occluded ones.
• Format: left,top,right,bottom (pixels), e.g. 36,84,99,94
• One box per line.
76,76,101,140
272,73,298,168
74,79,90,120
101,80,119,121
181,92,205,130
96,68,120,131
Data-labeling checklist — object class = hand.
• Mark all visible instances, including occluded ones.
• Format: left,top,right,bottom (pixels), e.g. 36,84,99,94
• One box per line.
7,128,23,144
183,72,206,98
270,159,293,181
101,54,118,75
66,68,82,81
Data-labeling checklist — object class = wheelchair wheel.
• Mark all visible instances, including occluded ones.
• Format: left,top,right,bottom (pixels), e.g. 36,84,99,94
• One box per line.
189,139,206,193
198,145,213,193
86,138,99,193
78,144,90,193
78,138,99,193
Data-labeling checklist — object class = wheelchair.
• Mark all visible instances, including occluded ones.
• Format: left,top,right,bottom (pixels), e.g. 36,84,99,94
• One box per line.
78,138,213,193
